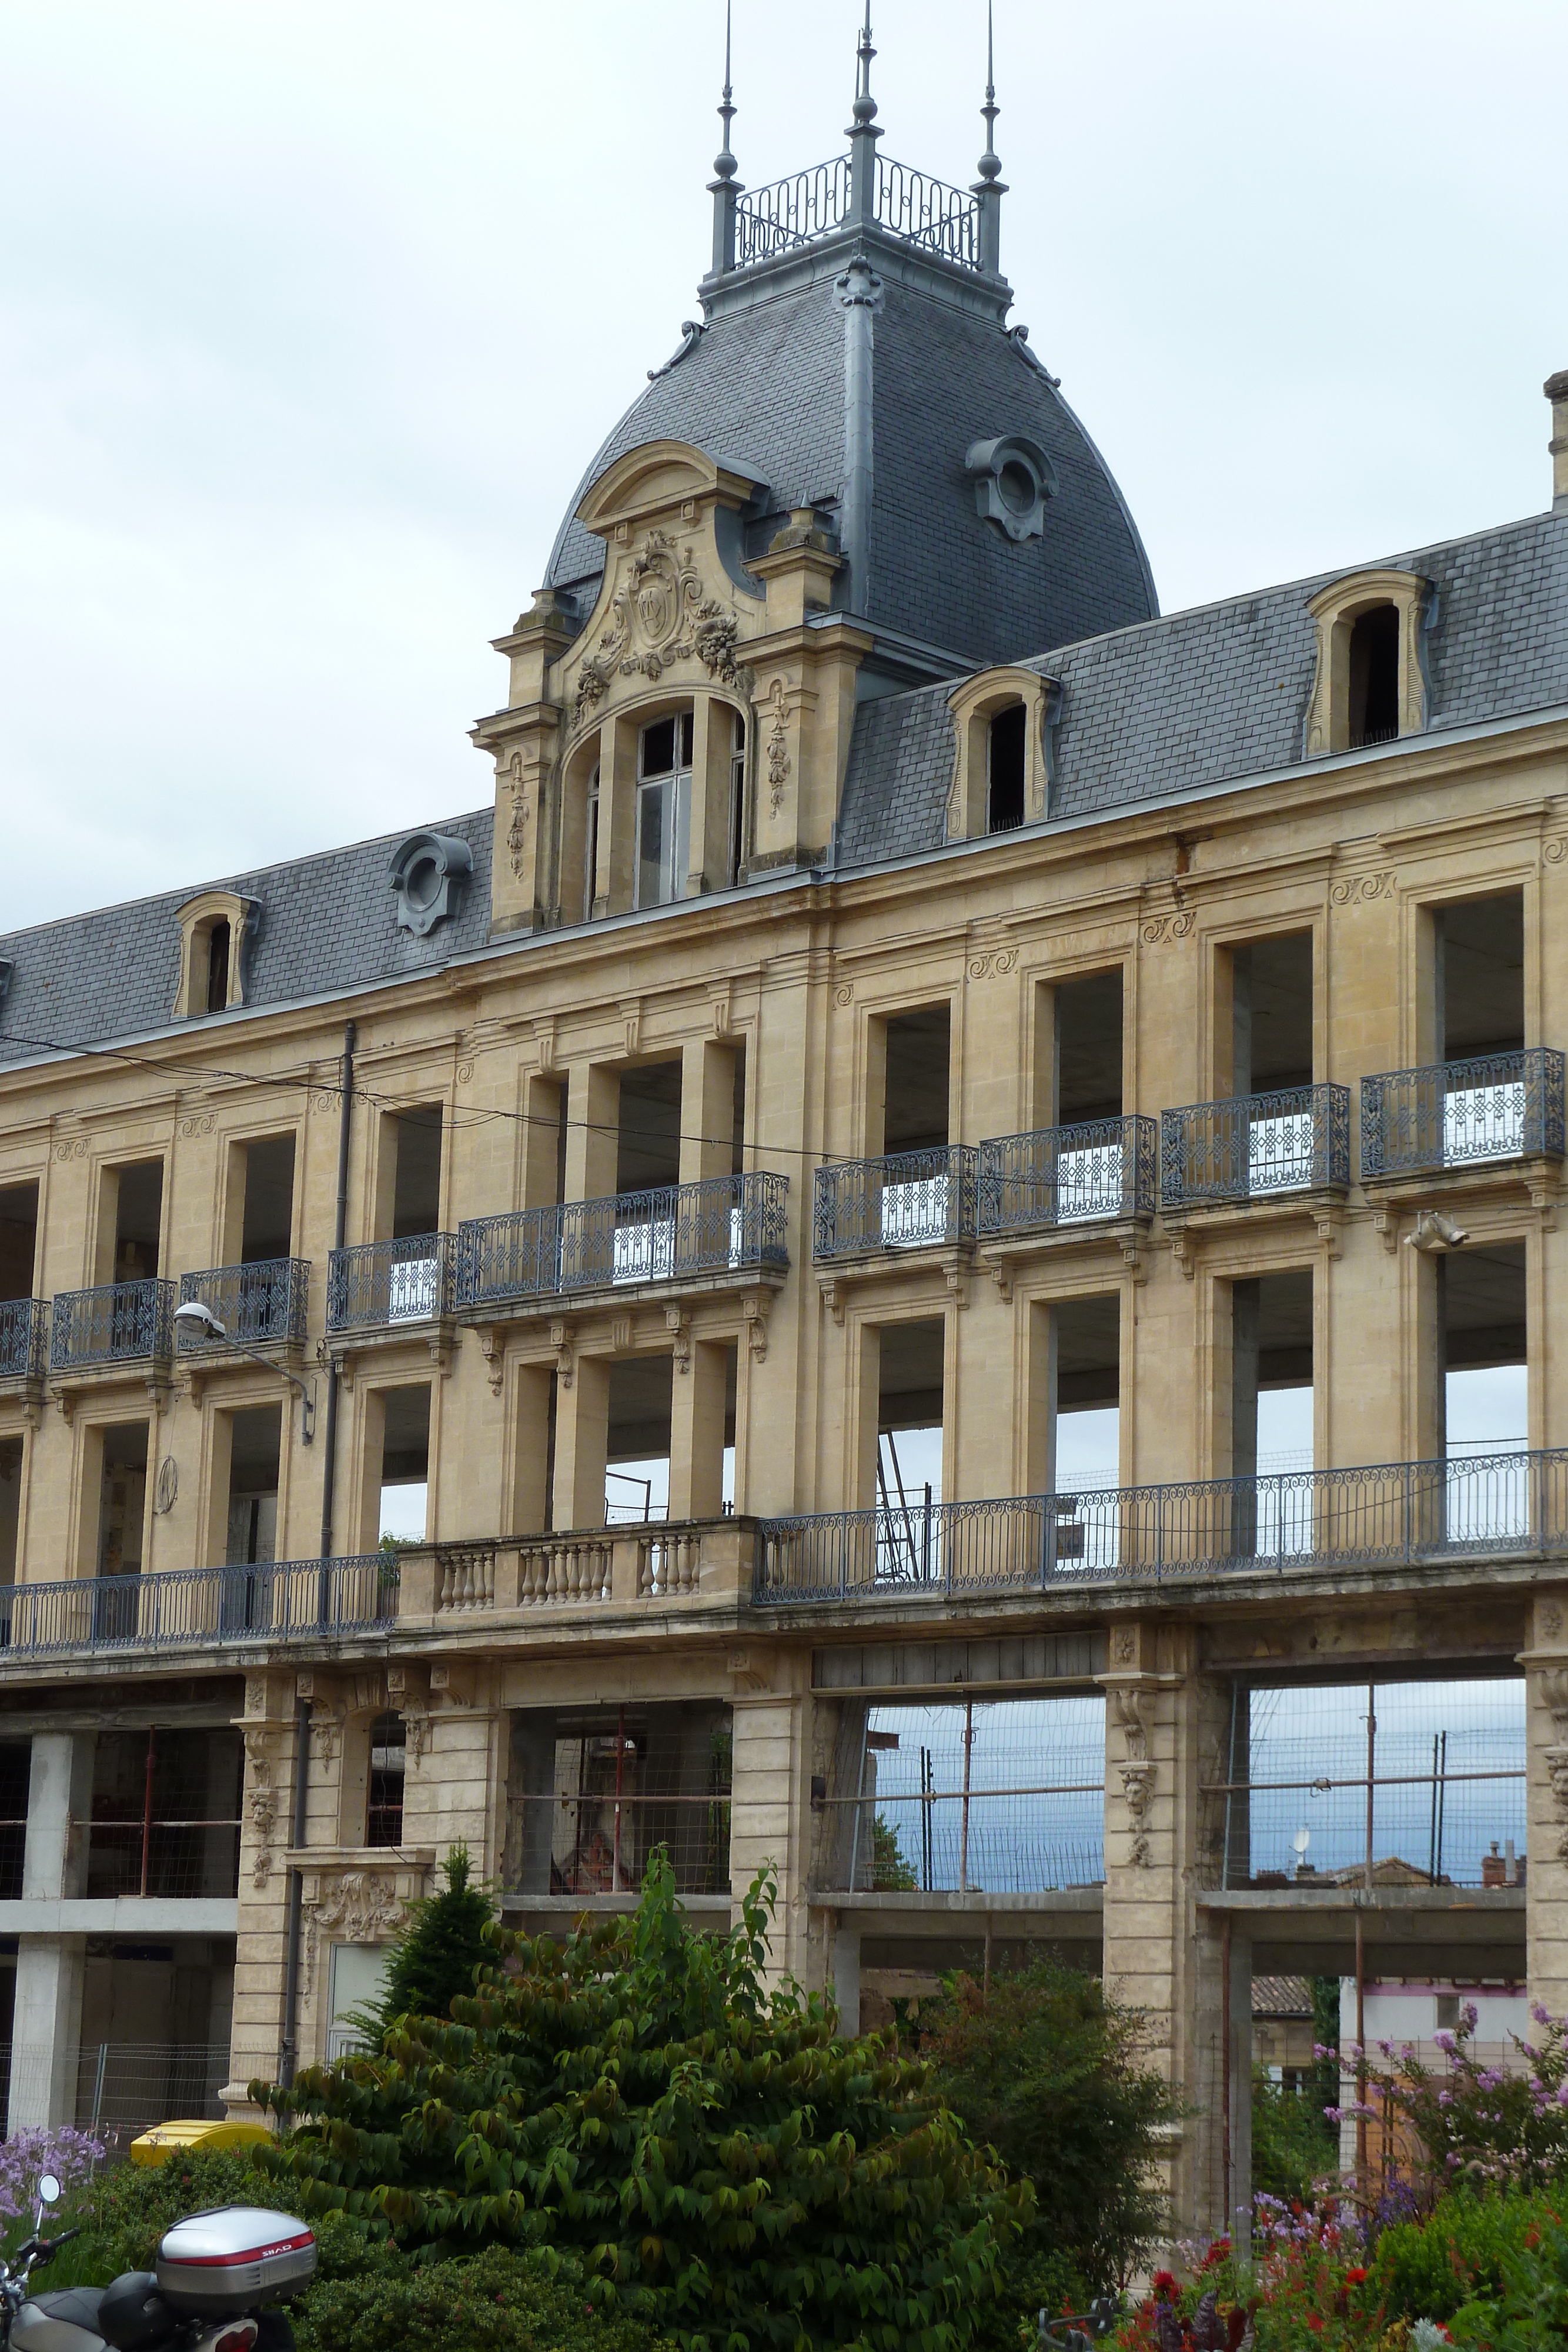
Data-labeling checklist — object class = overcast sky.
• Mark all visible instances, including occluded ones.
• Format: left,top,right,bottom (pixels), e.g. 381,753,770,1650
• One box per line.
1,1,1563,933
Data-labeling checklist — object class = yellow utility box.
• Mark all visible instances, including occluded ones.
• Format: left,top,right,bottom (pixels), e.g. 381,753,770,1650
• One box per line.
129,2119,275,2169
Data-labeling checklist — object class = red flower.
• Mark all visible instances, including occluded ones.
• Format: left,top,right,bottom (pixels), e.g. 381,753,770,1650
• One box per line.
1152,2271,1178,2296
1345,2268,1368,2285
1306,2320,1324,2334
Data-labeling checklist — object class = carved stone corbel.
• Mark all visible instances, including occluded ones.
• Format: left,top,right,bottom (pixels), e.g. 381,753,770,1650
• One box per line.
1371,1208,1399,1254
478,1329,506,1396
664,1305,691,1371
819,1278,845,1327
741,1288,773,1362
550,1319,576,1389
1167,1225,1196,1281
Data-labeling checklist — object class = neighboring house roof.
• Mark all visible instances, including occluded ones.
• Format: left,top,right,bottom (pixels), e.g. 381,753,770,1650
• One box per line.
835,506,1568,868
2,512,1564,1066
1252,1976,1314,2019
544,240,1158,669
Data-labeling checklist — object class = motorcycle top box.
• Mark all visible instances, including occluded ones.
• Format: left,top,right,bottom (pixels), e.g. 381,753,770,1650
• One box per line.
155,2207,316,2316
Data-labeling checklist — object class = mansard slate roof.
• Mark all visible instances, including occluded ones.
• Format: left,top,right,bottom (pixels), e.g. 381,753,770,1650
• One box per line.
2,510,1564,1065
544,250,1158,669
835,506,1568,869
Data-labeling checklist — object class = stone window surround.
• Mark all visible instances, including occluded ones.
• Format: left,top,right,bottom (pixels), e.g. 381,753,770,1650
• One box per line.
172,890,255,1021
568,688,749,920
1304,567,1431,758
945,666,1058,843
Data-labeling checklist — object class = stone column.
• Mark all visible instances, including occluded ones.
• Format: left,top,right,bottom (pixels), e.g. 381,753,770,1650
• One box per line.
728,1665,812,1982
669,1338,728,1521
1524,1591,1568,2017
8,1731,95,2134
1100,1622,1232,2247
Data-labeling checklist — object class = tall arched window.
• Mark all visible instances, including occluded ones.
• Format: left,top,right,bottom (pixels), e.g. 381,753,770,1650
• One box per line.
635,710,693,909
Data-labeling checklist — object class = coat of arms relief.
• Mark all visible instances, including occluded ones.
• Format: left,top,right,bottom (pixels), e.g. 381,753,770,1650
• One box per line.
572,529,751,724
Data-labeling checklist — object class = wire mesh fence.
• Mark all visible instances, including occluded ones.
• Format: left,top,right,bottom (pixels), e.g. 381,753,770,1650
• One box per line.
1216,1675,1526,1890
0,2043,235,2152
514,1705,735,1899
816,1695,1105,1894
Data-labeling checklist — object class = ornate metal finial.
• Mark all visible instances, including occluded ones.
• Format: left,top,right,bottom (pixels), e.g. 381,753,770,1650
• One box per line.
852,0,878,128
977,0,1001,182
714,0,737,183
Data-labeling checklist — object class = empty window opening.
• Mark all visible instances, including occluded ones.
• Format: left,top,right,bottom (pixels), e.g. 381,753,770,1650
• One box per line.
1054,970,1124,1125
1221,1674,1522,1893
1442,1242,1526,1462
583,762,600,921
238,1135,295,1262
987,705,1027,834
636,710,694,910
730,1042,747,1173
1230,1271,1313,1556
876,1319,944,1566
0,1181,38,1300
606,1354,673,1524
110,1161,163,1284
96,1425,149,1641
0,1740,28,1900
86,1726,243,1899
722,1340,737,1510
820,1693,1105,1895
510,1701,731,1898
728,711,747,886
882,1007,950,1155
205,918,231,1014
616,1060,683,1195
1439,893,1524,1061
1348,604,1400,749
76,1935,236,2115
367,1712,407,1847
225,1405,281,1568
1050,1294,1120,1495
379,1385,430,1545
387,1105,442,1240
0,1438,19,1591
1231,933,1313,1095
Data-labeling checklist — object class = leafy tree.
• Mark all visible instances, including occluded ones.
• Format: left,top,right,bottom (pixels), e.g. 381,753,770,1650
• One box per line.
255,1857,1030,2352
872,1813,917,1890
367,1845,497,2032
915,1958,1181,2298
1249,2066,1337,2204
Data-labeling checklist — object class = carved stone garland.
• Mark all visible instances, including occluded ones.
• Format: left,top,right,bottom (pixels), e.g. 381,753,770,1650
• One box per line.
300,1870,406,2004
1541,1666,1568,1863
573,530,751,724
1112,1685,1155,1868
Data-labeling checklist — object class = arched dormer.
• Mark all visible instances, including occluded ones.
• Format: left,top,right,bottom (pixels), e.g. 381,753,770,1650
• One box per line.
945,667,1060,843
1305,568,1431,757
173,890,256,1019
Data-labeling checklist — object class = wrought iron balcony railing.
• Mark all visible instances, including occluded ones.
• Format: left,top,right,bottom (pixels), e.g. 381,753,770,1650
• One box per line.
0,1298,48,1385
50,1279,175,1374
1160,1083,1350,1211
0,1553,396,1658
326,1232,455,1335
178,1257,310,1351
456,1172,790,1311
977,1116,1157,1237
814,1145,979,1261
755,1445,1568,1603
733,152,979,270
1360,1048,1566,1180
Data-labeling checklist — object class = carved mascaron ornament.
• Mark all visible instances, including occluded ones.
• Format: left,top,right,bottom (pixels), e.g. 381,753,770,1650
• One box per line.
573,530,750,723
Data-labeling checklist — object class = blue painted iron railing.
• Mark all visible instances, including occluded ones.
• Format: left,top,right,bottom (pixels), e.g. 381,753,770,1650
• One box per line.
755,1445,1564,1602
0,1299,48,1385
0,1552,396,1657
326,1232,456,1334
814,1145,979,1261
977,1115,1156,1235
51,1279,175,1372
178,1257,310,1350
1360,1048,1566,1180
1160,1083,1350,1211
456,1173,789,1311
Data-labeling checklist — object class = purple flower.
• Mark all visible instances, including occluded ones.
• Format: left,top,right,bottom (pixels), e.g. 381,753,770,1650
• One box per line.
1532,2003,1552,2026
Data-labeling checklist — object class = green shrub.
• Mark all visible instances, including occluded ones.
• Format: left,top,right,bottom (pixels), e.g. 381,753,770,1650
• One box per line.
295,2244,671,2352
1370,2190,1553,2326
1250,2067,1338,2204
54,2150,268,2287
253,1857,1030,2352
915,1957,1179,2298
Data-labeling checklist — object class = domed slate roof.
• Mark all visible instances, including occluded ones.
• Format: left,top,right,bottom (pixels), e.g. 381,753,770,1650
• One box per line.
544,49,1156,674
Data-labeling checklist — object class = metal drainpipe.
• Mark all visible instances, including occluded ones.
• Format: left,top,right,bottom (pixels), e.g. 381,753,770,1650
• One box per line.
280,1017,355,2087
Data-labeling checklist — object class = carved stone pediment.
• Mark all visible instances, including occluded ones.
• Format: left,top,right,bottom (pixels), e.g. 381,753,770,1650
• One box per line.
568,526,753,728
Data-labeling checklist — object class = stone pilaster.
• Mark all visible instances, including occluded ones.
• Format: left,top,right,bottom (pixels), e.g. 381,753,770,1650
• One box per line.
1525,1588,1568,2016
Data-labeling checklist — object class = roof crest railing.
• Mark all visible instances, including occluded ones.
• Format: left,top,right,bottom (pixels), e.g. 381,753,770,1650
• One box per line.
731,151,980,271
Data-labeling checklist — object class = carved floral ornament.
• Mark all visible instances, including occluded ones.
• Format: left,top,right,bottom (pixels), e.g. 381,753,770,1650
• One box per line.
1111,1684,1155,1868
572,530,751,725
300,1870,407,2002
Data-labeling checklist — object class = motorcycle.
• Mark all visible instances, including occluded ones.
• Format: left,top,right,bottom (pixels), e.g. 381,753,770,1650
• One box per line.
0,2174,316,2352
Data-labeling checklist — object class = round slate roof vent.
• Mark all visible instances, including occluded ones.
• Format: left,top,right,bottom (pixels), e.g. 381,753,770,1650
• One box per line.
964,434,1056,544
390,831,473,937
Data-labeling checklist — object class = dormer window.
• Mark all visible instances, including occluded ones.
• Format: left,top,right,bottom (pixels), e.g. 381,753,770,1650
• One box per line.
1348,604,1400,748
173,891,254,1020
1305,568,1430,757
987,706,1027,833
584,762,601,922
636,710,693,910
